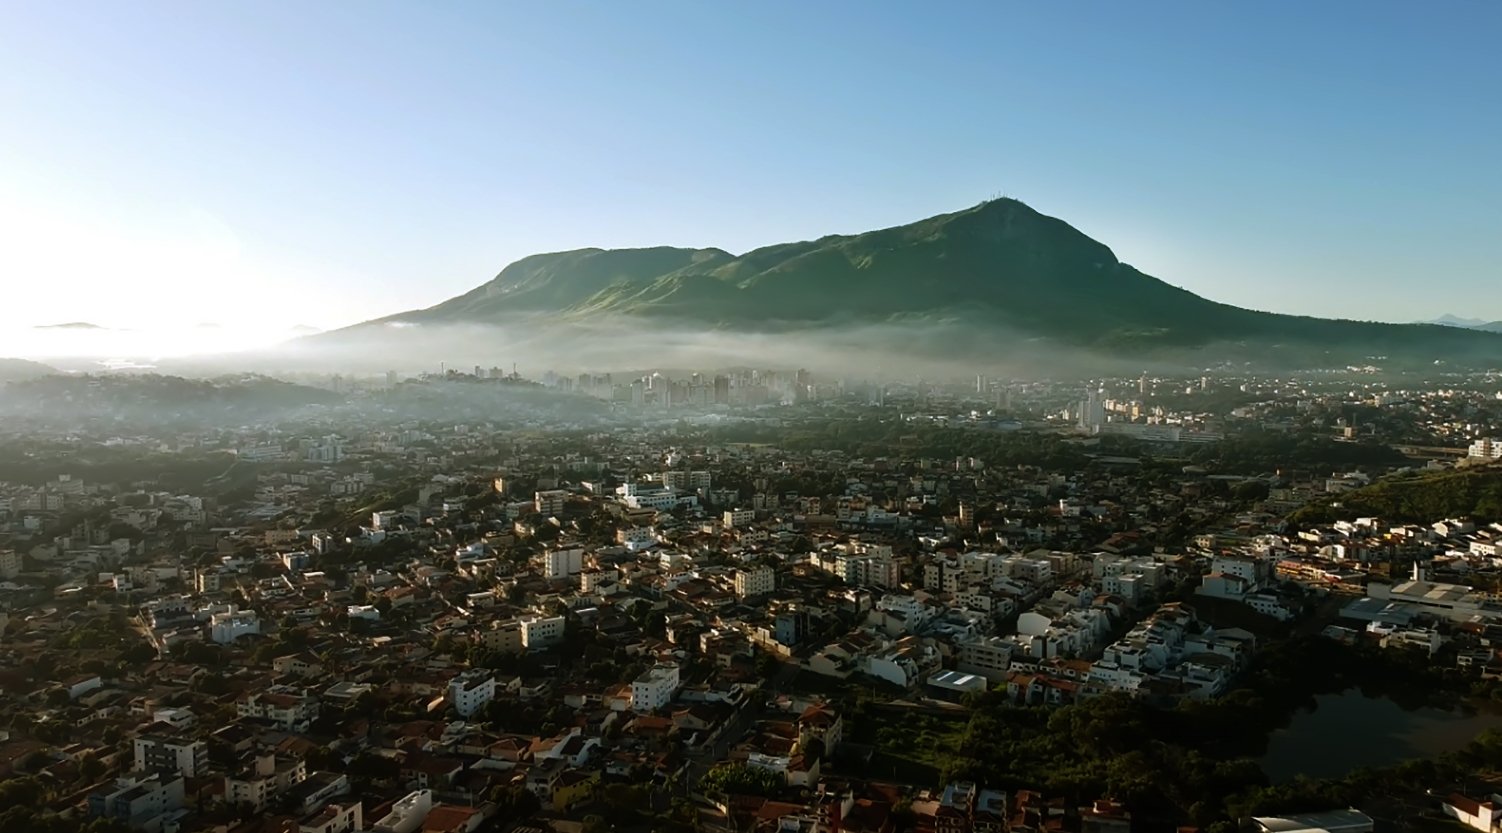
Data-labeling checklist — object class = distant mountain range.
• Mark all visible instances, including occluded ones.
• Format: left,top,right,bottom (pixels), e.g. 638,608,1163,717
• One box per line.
1419,315,1502,334
0,358,59,382
35,321,106,330
330,199,1502,368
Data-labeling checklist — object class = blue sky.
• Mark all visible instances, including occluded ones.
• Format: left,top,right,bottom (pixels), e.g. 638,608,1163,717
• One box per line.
1,0,1499,333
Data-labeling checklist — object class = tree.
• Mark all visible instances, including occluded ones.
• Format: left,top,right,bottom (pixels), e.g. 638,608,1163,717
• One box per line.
1233,480,1271,502
78,753,107,783
699,763,783,797
754,652,780,680
644,610,667,638
601,783,651,817
489,784,541,822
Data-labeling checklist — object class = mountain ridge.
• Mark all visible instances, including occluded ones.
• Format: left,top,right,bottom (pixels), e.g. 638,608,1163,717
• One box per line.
340,198,1502,366
1420,314,1502,334
0,358,61,382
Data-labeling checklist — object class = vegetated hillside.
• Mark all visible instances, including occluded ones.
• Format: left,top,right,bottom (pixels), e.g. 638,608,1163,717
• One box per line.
0,358,59,382
351,198,1502,365
1288,464,1502,526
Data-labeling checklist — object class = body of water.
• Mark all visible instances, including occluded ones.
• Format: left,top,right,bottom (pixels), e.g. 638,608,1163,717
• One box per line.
1260,690,1502,782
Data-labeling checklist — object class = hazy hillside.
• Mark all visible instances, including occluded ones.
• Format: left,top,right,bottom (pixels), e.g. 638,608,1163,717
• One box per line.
1289,465,1502,525
0,358,60,382
327,198,1502,368
0,373,340,429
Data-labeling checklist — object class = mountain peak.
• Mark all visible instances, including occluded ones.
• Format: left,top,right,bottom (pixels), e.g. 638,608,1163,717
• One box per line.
344,199,1502,366
1424,314,1487,328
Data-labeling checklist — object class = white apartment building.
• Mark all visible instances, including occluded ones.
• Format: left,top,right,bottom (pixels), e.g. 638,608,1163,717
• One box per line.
875,594,935,629
1210,554,1270,588
133,734,208,778
734,565,776,599
723,508,755,528
616,526,658,547
448,670,496,717
210,608,261,644
661,470,712,491
957,636,1015,683
630,664,681,712
925,552,1010,594
89,772,185,829
1469,438,1502,460
1101,573,1146,605
541,547,585,579
300,800,363,833
1004,557,1054,586
237,686,319,730
0,549,22,579
534,490,569,516
151,708,196,730
1088,660,1145,694
238,443,285,462
224,754,306,812
621,485,698,511
1092,554,1168,604
480,620,524,653
580,568,620,594
1246,591,1295,621
830,552,899,588
370,790,432,833
520,615,566,648
195,568,223,594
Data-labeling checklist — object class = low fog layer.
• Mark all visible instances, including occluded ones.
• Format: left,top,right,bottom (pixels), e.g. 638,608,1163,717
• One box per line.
164,317,1142,380
0,323,318,366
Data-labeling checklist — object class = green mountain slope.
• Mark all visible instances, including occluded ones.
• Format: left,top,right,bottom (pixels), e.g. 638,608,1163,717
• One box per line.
355,198,1502,364
1289,465,1502,525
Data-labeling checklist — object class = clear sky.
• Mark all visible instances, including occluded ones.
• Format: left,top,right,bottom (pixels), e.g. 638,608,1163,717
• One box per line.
2,0,1499,337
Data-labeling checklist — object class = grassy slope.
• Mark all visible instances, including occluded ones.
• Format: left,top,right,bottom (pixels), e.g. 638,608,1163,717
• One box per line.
1289,464,1502,525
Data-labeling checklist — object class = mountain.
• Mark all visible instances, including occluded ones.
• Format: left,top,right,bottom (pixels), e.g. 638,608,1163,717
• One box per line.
35,321,106,330
1421,314,1488,328
0,358,58,382
339,199,1502,367
1421,315,1502,333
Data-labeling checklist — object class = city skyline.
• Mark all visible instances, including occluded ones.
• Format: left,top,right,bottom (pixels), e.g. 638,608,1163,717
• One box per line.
2,1,1499,336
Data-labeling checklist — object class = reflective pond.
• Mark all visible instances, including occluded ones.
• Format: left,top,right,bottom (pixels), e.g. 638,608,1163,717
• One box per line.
1260,690,1502,782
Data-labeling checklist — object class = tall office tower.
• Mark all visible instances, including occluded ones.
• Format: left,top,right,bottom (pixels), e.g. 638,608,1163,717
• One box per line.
1078,388,1106,433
